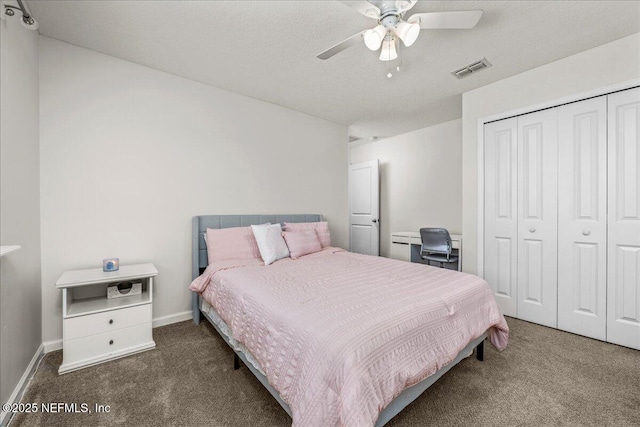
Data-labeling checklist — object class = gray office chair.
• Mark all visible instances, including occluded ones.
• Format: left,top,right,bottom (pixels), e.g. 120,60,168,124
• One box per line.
419,228,459,268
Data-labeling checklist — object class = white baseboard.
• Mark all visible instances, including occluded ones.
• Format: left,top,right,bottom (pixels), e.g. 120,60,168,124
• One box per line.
43,311,192,354
152,310,192,328
43,339,62,353
1,343,44,427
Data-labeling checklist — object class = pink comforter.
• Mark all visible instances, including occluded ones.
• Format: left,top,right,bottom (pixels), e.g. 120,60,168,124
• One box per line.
190,248,508,427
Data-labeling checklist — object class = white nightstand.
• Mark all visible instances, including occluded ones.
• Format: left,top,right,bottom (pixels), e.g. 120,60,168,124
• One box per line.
56,263,158,374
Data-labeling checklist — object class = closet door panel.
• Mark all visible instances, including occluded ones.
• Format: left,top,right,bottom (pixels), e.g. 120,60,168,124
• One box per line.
517,109,558,328
484,118,518,317
608,87,640,350
557,96,607,340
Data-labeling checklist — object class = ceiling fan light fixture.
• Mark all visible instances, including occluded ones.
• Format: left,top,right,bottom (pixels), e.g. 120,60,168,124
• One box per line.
364,25,386,51
379,38,398,61
318,6,483,62
396,21,420,46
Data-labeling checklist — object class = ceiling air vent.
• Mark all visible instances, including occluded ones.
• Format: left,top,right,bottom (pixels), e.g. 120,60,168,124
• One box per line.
452,58,492,79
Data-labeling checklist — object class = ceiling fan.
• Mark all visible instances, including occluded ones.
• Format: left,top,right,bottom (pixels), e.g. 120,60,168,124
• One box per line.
317,1,483,61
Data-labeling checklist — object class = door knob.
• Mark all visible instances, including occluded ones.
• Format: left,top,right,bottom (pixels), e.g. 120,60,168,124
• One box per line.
582,230,591,236
529,227,536,233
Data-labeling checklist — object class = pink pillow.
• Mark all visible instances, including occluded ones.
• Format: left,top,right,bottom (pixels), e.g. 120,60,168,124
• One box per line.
206,226,261,263
284,221,331,247
282,230,322,260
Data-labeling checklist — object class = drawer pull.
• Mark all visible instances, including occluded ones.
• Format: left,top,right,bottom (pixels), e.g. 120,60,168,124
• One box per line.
109,340,114,345
109,319,113,325
582,230,591,236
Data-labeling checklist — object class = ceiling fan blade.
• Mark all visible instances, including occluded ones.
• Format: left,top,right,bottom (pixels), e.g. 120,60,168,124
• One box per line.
317,31,365,60
396,0,418,14
408,10,483,29
339,1,380,19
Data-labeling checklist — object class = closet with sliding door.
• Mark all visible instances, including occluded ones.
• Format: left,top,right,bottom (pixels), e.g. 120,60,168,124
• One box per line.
482,86,640,350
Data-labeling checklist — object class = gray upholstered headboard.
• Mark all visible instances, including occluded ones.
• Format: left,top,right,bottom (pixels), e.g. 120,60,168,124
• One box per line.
191,214,322,324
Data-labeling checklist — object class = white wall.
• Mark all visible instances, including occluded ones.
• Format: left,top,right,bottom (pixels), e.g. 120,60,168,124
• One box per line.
350,119,462,258
0,15,41,414
39,37,348,343
462,32,640,275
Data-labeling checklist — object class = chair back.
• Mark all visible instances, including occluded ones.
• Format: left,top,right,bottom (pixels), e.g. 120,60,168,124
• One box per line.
420,228,452,256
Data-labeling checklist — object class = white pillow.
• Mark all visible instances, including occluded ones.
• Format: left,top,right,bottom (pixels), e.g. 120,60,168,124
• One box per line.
251,223,290,265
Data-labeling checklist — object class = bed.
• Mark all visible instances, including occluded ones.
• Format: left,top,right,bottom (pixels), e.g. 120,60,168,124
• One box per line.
190,214,508,427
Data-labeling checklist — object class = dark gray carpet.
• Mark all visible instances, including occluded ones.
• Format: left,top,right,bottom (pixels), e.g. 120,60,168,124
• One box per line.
11,317,640,426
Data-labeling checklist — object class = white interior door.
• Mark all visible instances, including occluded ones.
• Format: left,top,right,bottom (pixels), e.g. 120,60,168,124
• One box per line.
607,87,640,350
557,96,607,340
517,108,558,328
349,160,380,256
484,118,518,317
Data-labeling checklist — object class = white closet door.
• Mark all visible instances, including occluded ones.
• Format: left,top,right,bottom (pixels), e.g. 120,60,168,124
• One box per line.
607,87,640,350
557,96,607,340
516,109,558,328
484,118,518,317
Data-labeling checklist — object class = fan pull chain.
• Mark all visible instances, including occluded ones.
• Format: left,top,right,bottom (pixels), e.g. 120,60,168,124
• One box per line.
387,36,393,78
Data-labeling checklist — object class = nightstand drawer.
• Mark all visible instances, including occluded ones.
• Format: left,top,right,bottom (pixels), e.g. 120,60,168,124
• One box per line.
64,304,151,340
63,323,153,363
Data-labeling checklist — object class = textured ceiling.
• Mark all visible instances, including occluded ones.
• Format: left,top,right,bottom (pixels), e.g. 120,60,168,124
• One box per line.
27,1,640,138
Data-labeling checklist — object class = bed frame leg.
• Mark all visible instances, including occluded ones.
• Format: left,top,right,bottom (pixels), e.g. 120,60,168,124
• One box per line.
192,292,201,325
233,353,240,370
476,340,484,361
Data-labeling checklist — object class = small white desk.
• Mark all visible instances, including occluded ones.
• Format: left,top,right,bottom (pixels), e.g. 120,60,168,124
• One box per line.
390,231,463,271
0,245,21,257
